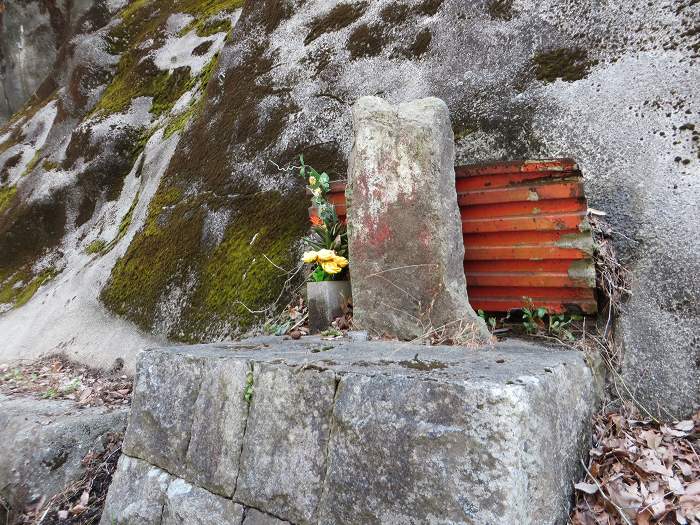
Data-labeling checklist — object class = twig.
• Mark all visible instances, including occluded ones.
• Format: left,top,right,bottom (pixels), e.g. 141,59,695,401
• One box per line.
366,264,439,277
262,254,291,274
289,314,308,333
579,459,634,525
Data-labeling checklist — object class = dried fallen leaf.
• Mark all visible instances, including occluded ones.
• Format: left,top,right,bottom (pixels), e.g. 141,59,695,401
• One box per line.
675,420,695,433
640,429,662,450
574,481,599,495
686,480,700,496
669,476,686,496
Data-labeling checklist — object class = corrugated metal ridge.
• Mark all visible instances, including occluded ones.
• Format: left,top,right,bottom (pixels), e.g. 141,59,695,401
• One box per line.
310,159,597,314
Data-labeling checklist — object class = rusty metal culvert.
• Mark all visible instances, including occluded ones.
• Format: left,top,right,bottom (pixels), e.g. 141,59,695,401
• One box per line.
311,159,597,314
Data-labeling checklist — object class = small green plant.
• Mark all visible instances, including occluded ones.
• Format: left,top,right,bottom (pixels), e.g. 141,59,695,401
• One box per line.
1,368,23,381
42,387,58,399
548,313,583,341
477,309,497,331
243,370,254,404
320,328,342,337
521,297,582,341
62,378,81,394
263,320,291,336
522,302,547,334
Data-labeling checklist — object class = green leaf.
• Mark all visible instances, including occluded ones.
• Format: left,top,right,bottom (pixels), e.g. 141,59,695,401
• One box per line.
536,307,548,319
311,265,327,282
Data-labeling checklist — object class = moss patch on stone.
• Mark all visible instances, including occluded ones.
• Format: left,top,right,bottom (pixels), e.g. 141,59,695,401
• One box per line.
0,185,17,214
180,14,234,38
100,184,195,333
188,191,308,336
85,239,106,254
380,3,411,24
96,0,241,119
0,267,58,309
394,28,432,59
533,47,598,83
347,23,389,60
42,160,60,172
304,2,368,45
163,53,221,138
417,0,443,16
487,0,513,20
101,182,307,341
21,150,42,177
102,0,308,341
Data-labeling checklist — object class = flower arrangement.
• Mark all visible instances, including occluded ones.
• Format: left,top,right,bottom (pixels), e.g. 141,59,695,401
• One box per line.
299,155,349,282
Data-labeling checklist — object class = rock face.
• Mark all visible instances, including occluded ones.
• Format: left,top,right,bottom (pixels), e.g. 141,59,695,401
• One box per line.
0,0,697,418
101,455,246,525
0,394,128,521
0,0,98,123
105,338,597,524
347,96,490,342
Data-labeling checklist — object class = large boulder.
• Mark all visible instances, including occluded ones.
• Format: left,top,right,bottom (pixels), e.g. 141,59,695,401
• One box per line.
105,338,597,524
0,394,128,521
347,96,490,343
0,0,696,418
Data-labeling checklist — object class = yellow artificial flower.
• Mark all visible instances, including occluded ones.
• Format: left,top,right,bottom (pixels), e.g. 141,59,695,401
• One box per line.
309,176,317,185
316,249,336,262
332,255,349,268
321,260,342,274
313,188,322,197
302,251,318,263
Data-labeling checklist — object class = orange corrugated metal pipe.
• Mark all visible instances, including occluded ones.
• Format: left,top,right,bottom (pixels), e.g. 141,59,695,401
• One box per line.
309,159,597,314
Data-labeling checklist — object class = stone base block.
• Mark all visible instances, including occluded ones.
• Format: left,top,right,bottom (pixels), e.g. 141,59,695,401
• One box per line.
0,395,128,522
105,338,597,524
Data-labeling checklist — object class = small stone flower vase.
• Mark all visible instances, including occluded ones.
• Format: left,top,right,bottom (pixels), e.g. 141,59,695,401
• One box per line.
307,280,351,333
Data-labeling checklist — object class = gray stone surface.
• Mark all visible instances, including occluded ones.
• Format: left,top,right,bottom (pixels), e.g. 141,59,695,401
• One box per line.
0,0,102,123
123,350,205,477
317,361,592,524
102,454,282,525
242,509,290,525
0,394,128,520
163,478,245,525
123,350,251,496
103,338,597,524
235,363,336,524
307,281,352,334
185,358,250,496
101,455,173,525
347,96,490,343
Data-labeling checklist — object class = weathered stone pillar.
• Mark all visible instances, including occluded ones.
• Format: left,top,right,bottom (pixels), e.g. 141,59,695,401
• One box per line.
347,96,490,343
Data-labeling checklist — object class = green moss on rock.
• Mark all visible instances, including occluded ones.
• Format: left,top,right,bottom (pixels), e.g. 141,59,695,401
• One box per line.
0,186,17,213
347,23,389,60
85,239,107,254
42,160,60,171
0,267,58,309
189,191,308,335
96,0,242,119
164,53,222,138
533,47,598,83
487,0,513,20
305,2,368,45
101,185,307,341
21,150,42,177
